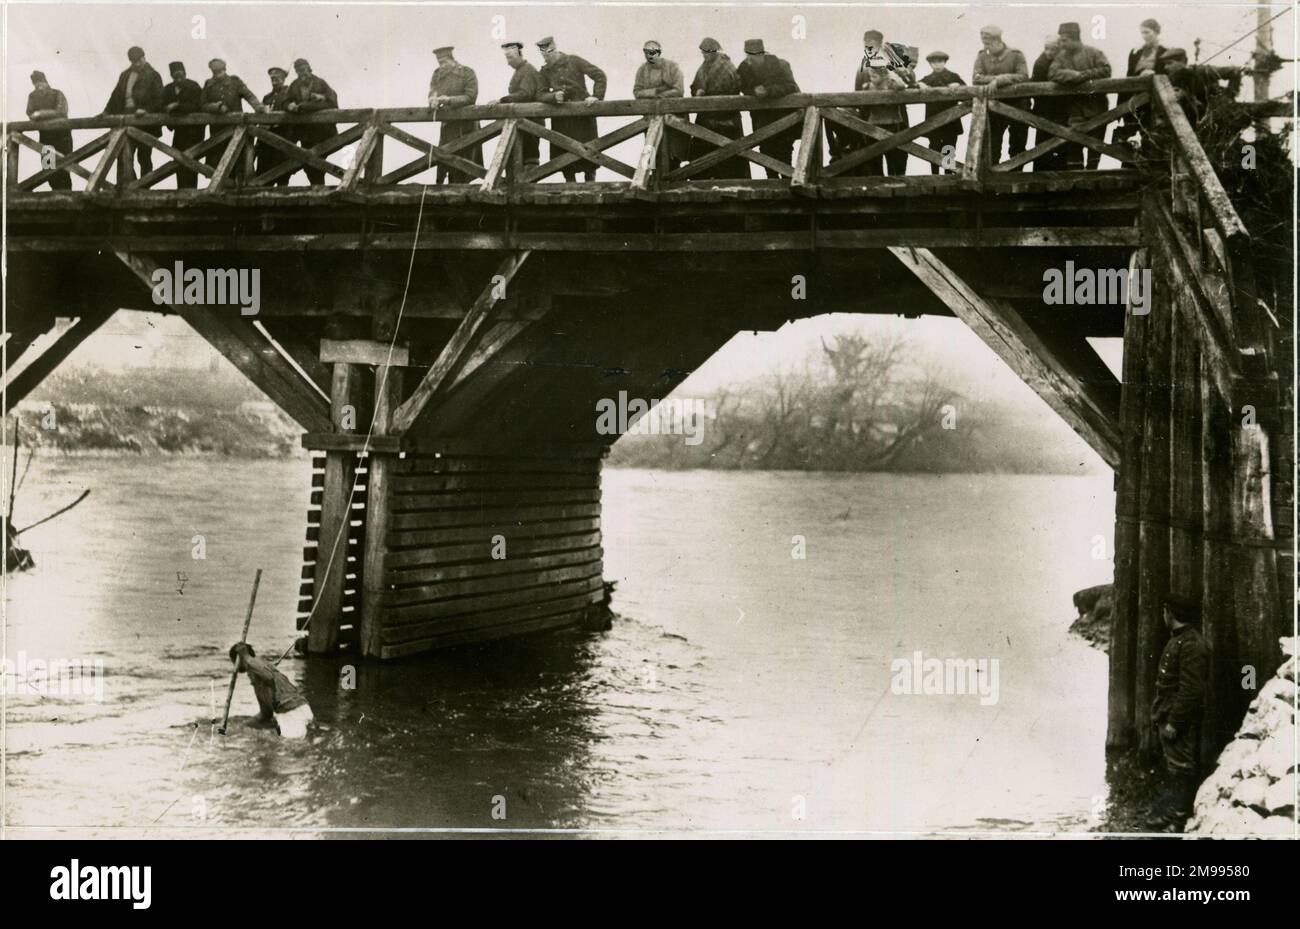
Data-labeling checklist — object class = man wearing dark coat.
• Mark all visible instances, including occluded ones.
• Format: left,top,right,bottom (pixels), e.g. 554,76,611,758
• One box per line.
736,38,801,178
918,51,964,174
200,58,263,178
161,62,204,188
26,71,73,191
1030,35,1067,170
689,37,747,179
103,46,164,179
429,46,482,184
1048,21,1112,169
1149,595,1208,831
537,36,608,182
286,58,339,185
500,42,543,170
257,66,295,185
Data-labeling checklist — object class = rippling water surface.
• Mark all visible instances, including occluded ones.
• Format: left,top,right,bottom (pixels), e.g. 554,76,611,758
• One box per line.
3,458,1115,836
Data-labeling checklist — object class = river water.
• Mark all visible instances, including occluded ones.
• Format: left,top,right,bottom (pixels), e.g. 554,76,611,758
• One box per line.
3,458,1115,836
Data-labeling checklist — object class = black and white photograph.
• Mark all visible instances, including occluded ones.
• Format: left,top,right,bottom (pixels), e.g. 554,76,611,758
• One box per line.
1,0,1296,881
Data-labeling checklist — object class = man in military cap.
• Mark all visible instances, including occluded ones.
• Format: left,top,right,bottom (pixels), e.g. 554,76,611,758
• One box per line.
633,40,687,173
537,36,607,182
1030,35,1067,170
736,39,801,178
25,71,73,190
287,58,339,185
104,46,164,179
918,51,965,174
201,58,264,178
1159,48,1245,127
257,66,295,185
973,25,1029,168
499,42,542,171
160,62,204,188
1049,21,1111,169
429,46,482,184
690,37,746,179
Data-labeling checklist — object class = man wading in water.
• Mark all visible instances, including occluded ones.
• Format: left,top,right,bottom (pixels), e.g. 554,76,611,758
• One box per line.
229,643,314,737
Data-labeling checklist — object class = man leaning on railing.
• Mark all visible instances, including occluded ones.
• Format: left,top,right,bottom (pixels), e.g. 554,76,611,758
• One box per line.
287,59,339,186
25,71,72,191
689,38,745,180
1048,21,1112,170
103,46,164,180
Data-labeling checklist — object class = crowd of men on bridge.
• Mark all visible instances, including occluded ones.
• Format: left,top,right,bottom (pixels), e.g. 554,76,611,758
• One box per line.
24,18,1246,190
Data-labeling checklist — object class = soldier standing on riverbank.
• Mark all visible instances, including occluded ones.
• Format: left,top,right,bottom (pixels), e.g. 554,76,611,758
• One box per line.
1150,595,1208,832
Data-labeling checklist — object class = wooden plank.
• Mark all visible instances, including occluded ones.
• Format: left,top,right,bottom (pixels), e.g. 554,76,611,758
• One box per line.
17,131,114,191
359,367,402,658
85,128,127,193
205,125,248,192
132,127,234,189
390,250,531,433
391,454,601,475
387,517,600,551
389,502,602,532
1149,75,1248,242
384,572,604,623
481,118,518,193
1199,352,1235,756
247,127,345,179
380,589,604,653
823,104,969,177
392,471,597,493
248,123,367,187
390,488,600,512
339,123,380,191
631,116,665,191
1106,248,1147,751
375,120,492,183
790,107,821,189
962,98,988,182
320,338,410,366
384,531,602,570
385,550,603,603
889,246,1121,466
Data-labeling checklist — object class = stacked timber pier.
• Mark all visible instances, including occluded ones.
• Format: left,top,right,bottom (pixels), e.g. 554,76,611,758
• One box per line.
3,77,1290,764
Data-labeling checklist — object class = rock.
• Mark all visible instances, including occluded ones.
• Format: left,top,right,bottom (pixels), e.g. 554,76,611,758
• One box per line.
1238,689,1294,739
1210,737,1259,778
1186,803,1267,835
1255,675,1295,709
1263,774,1296,815
1069,584,1114,653
1231,775,1269,811
1073,584,1111,614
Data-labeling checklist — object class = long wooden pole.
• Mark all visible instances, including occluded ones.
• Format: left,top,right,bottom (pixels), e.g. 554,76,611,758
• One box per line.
218,568,263,735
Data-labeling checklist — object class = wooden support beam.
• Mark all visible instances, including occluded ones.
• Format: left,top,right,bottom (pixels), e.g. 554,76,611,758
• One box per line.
818,106,952,172
1107,249,1147,751
665,111,801,180
85,128,126,193
390,250,532,434
995,94,1147,173
258,320,331,396
790,107,821,189
962,97,989,182
359,367,402,658
339,124,380,191
987,99,1139,169
889,246,1121,468
1199,352,1236,759
308,361,362,654
631,116,665,191
1134,257,1173,756
481,118,518,193
823,104,969,177
320,338,411,366
113,251,332,432
16,131,115,191
206,125,248,192
2,312,113,408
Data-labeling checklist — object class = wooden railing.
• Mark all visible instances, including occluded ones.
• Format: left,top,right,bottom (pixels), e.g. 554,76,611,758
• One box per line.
4,77,1152,196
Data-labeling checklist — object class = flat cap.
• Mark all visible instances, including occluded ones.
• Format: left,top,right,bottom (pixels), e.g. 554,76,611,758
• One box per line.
208,57,226,68
268,66,288,77
433,46,454,55
1058,22,1081,38
699,37,720,52
925,50,949,61
127,46,146,62
30,70,47,83
536,36,555,48
743,38,765,55
979,25,1002,38
293,58,311,69
501,41,523,50
863,30,884,43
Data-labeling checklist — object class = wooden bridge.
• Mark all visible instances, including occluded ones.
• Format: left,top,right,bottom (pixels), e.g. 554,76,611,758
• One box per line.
4,75,1290,760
